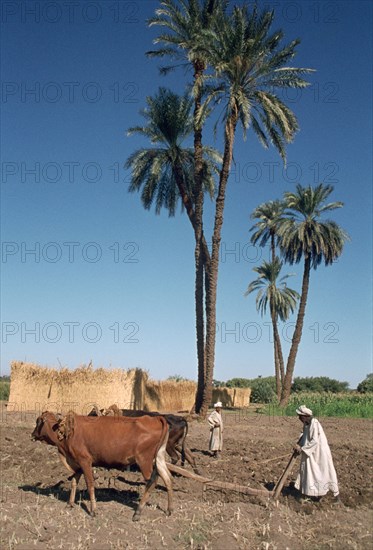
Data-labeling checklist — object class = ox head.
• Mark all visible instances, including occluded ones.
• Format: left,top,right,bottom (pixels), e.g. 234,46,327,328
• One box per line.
31,411,62,445
87,404,120,417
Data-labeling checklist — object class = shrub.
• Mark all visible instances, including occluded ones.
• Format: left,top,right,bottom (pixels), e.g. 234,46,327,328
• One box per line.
0,379,10,401
291,376,349,393
225,376,276,403
225,378,251,388
250,377,276,404
357,374,373,393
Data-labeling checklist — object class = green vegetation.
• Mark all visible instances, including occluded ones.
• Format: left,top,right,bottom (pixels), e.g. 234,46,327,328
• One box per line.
250,377,277,404
357,374,373,393
222,376,372,417
292,376,349,393
225,378,251,388
0,376,10,400
264,391,373,418
226,376,276,403
226,376,350,394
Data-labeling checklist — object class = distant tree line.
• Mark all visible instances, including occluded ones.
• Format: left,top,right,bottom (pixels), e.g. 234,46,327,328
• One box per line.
213,375,372,404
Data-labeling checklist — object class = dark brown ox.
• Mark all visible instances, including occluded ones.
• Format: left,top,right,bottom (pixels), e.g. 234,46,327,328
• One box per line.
89,404,200,474
32,411,173,520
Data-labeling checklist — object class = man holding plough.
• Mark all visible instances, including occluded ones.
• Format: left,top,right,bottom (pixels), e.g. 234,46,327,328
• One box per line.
293,405,340,503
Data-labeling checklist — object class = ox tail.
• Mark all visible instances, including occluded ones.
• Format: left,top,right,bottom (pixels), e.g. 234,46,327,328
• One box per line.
154,415,173,517
180,419,188,467
155,416,169,466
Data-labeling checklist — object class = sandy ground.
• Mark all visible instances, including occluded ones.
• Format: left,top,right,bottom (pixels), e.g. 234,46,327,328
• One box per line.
1,405,372,549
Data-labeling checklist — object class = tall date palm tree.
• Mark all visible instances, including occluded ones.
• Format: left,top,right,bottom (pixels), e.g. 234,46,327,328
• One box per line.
147,1,227,411
197,5,314,414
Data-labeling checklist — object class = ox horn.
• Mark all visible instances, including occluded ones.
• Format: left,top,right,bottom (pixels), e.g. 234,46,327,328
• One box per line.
108,404,121,416
92,404,103,416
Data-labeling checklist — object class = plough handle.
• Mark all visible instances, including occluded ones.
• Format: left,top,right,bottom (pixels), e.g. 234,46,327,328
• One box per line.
273,451,299,500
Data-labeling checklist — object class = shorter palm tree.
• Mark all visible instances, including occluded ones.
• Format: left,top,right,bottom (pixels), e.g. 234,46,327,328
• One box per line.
278,183,350,406
245,258,299,399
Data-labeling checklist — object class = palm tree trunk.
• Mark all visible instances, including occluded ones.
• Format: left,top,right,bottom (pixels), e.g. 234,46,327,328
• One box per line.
193,62,207,413
278,333,285,385
274,336,281,400
171,130,212,415
271,239,284,399
172,160,211,413
194,255,205,412
280,256,311,406
271,233,276,263
271,306,282,400
198,113,238,416
274,324,286,398
172,162,211,265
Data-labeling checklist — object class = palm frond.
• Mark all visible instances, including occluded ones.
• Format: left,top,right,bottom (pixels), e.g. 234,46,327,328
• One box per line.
125,87,220,217
278,184,349,267
201,4,313,163
245,258,300,320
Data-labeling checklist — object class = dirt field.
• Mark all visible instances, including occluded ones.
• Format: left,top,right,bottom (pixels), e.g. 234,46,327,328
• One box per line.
1,405,372,550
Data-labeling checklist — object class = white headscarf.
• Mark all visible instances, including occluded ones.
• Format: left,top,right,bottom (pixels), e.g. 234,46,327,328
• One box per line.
296,405,313,416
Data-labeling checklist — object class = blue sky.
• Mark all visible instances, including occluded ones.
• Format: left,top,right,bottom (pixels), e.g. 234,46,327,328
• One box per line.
1,0,372,388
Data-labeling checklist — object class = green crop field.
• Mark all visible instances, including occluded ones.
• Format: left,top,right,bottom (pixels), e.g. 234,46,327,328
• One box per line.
265,391,373,418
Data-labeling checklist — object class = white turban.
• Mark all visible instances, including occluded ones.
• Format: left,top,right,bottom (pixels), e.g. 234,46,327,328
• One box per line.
296,405,313,416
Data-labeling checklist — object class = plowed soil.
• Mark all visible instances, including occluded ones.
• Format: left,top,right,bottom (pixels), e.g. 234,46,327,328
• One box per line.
1,405,372,549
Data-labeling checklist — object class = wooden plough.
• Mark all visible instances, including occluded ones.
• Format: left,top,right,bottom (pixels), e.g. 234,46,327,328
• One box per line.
166,450,298,500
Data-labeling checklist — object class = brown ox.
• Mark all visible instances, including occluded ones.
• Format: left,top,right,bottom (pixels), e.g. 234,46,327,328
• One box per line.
88,404,200,474
32,411,173,520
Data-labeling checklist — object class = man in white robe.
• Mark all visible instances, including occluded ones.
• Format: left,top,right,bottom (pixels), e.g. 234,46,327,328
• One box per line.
293,405,339,501
208,401,223,458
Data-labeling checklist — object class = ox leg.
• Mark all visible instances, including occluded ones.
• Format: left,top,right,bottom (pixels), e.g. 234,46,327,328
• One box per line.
185,448,200,475
174,445,185,466
166,433,180,465
155,442,173,517
57,452,83,507
68,472,82,507
80,461,97,517
132,468,158,522
175,445,200,474
167,445,179,465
